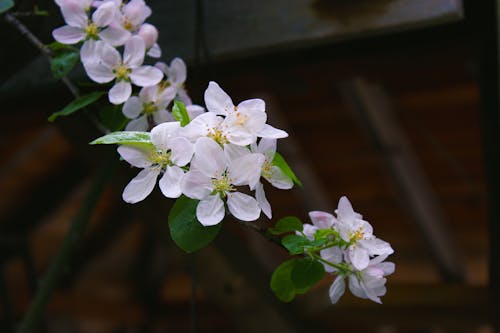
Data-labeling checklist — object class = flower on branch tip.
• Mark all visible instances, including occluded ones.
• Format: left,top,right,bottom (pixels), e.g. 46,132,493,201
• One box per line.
156,58,191,105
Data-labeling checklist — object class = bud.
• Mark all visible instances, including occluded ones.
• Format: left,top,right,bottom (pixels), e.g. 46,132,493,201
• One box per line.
138,23,158,49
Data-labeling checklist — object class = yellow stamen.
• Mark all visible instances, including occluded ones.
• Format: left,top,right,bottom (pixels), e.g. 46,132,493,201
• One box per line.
113,65,131,81
207,128,229,145
84,23,99,40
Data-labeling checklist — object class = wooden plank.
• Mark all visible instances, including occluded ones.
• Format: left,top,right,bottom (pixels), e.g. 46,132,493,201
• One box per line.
340,78,465,282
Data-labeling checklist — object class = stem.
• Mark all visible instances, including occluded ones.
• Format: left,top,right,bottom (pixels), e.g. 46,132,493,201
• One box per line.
236,220,285,249
311,254,349,274
19,161,115,333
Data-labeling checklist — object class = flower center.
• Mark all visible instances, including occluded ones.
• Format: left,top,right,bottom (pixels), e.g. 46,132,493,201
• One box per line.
158,80,171,93
207,128,229,145
350,227,365,242
123,19,135,31
149,150,171,168
84,23,99,40
262,160,272,178
113,64,131,81
234,111,248,126
143,102,157,115
212,175,235,196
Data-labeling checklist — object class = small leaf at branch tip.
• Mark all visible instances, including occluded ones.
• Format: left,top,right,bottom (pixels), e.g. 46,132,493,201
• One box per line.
172,100,191,126
49,91,105,122
272,152,302,187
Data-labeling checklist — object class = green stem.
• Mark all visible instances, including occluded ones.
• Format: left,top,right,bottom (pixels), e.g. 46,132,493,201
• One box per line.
311,254,350,274
19,161,115,333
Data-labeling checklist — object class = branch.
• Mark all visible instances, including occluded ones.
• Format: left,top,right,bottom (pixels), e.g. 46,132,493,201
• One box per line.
236,219,285,249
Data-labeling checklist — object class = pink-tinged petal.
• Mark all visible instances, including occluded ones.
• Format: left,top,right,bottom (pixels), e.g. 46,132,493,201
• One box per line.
204,81,234,115
122,167,160,203
348,247,370,271
92,1,116,27
83,62,114,83
152,109,173,125
337,196,356,224
170,137,194,167
109,81,132,105
348,275,366,300
256,182,272,219
378,262,396,276
180,171,213,200
124,35,145,67
117,145,151,168
237,98,265,113
227,192,260,222
329,276,346,304
123,0,150,27
138,23,158,49
197,194,225,226
60,3,88,28
52,26,85,44
154,61,168,75
309,211,335,229
150,121,180,150
358,238,394,257
157,86,176,107
320,247,343,273
147,43,162,58
302,224,318,240
257,124,288,139
99,26,131,46
80,40,99,65
228,153,265,190
122,96,143,119
177,89,193,106
191,137,226,177
168,57,187,85
159,166,184,198
99,41,121,68
130,66,163,87
125,115,148,131
266,166,293,189
186,104,204,119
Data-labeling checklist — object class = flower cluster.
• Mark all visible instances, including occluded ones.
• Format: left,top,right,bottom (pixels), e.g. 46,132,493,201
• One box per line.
303,197,394,304
115,82,293,226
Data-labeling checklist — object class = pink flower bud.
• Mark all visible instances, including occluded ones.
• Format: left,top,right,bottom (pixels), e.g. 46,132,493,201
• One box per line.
138,23,158,49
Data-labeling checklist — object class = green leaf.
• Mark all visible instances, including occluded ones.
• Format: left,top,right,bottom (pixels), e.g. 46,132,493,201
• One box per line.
168,195,222,253
291,258,325,291
270,259,298,302
0,0,14,14
172,100,190,126
51,49,79,79
89,131,153,149
281,234,311,255
49,91,105,122
272,152,302,187
99,105,128,131
269,216,303,235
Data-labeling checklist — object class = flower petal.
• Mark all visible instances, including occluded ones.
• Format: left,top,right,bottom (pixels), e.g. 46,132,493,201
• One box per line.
152,109,173,125
358,238,394,257
196,194,225,226
147,43,162,58
167,57,187,85
228,153,265,190
99,41,121,68
348,246,370,271
109,81,132,105
99,26,131,46
337,196,356,224
83,62,115,83
237,98,265,113
204,81,234,115
150,121,180,150
117,145,151,168
52,25,85,44
124,35,145,67
170,137,194,167
186,104,205,119
122,96,143,119
92,1,116,27
266,166,293,189
257,124,288,139
309,211,335,229
329,275,346,304
320,247,343,273
256,182,272,219
159,165,184,198
191,137,226,177
125,115,148,131
122,167,160,203
180,171,213,200
227,192,260,222
130,66,163,87
60,3,88,28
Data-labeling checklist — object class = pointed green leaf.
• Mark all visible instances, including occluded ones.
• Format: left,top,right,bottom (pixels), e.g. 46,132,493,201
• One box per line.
0,0,14,14
272,152,302,187
89,131,153,150
99,105,128,131
281,234,310,255
49,91,105,122
291,258,325,291
51,49,79,79
270,259,298,302
269,216,303,235
172,100,190,126
168,195,222,253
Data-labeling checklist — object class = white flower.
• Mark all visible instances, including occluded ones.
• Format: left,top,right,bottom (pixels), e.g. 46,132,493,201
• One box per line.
117,122,194,203
82,36,163,104
53,1,130,47
156,58,191,104
138,23,161,58
252,138,293,189
335,196,393,271
180,137,265,226
204,81,288,139
114,0,152,33
123,85,176,131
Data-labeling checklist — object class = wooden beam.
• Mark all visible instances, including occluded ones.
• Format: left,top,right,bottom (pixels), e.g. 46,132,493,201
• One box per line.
340,78,465,282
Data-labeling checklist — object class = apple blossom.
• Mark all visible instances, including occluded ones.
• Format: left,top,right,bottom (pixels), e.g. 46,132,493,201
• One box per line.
138,23,161,58
156,58,192,105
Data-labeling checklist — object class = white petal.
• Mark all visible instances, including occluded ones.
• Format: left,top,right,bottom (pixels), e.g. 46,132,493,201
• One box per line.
204,81,234,115
257,138,277,155
197,194,225,226
337,196,356,224
168,57,187,85
99,26,131,46
147,43,162,58
180,171,213,200
83,62,114,83
225,108,266,134
186,104,205,119
256,182,272,219
117,145,151,168
150,121,180,150
228,153,265,190
329,276,346,304
137,23,158,49
348,275,366,300
125,115,148,131
130,66,163,87
152,109,173,125
378,262,396,276
122,167,159,203
302,224,318,240
109,81,132,105
227,192,260,222
225,127,256,146
309,211,335,229
80,40,99,65
257,124,288,139
92,1,116,27
122,96,143,119
348,246,370,271
98,41,121,68
237,98,265,113
266,166,293,189
61,3,88,28
170,137,194,167
159,166,184,198
320,247,343,273
191,137,226,177
124,35,145,67
180,112,221,142
358,238,394,257
52,26,85,44
224,143,250,161
177,89,193,105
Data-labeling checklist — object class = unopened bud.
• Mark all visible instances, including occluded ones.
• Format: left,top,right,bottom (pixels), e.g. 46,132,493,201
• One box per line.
138,23,158,49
